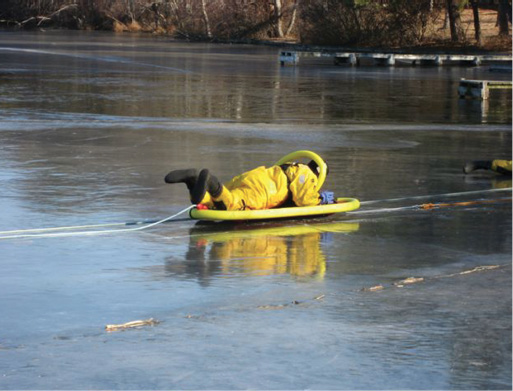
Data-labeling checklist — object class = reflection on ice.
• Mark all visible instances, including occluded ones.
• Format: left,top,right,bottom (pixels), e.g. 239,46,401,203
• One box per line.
164,221,359,285
0,47,192,73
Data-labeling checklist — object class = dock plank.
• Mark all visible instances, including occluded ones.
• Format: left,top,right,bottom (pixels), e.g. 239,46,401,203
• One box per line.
280,50,512,67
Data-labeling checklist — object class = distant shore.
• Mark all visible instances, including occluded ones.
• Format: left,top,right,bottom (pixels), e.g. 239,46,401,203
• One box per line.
1,5,511,57
203,36,513,56
1,26,510,57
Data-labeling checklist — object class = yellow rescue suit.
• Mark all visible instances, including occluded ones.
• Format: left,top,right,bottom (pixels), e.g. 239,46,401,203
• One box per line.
200,163,320,210
491,160,512,175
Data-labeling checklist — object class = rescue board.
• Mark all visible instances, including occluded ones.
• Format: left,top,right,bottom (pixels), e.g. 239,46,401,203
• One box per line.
189,197,360,221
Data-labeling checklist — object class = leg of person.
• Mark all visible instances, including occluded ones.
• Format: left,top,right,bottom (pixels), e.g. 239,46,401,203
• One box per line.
165,168,214,205
164,169,198,191
491,160,512,175
191,169,245,210
191,169,223,205
463,160,492,174
212,187,247,210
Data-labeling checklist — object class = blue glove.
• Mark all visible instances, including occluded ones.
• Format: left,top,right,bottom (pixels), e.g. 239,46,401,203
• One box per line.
319,191,335,204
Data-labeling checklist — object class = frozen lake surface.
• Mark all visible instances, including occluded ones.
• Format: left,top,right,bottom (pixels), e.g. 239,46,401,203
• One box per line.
0,30,511,390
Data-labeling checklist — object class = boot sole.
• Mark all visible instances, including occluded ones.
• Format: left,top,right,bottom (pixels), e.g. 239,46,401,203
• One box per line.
191,169,209,204
164,169,198,184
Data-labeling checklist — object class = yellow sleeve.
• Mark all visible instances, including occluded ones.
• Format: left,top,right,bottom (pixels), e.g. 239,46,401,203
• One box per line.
492,160,512,174
286,164,320,207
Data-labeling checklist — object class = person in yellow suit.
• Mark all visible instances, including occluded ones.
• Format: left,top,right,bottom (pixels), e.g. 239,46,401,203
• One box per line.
165,160,334,210
463,159,512,176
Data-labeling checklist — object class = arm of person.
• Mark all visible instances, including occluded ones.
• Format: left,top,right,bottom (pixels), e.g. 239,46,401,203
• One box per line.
287,165,322,207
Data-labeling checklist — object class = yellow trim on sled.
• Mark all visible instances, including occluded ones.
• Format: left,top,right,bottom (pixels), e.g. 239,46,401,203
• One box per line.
192,222,360,242
275,150,328,188
189,198,360,221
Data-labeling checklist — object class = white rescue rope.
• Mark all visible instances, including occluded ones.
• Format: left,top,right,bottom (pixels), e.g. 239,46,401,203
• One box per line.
359,187,511,205
0,205,195,240
1,188,511,240
0,218,168,236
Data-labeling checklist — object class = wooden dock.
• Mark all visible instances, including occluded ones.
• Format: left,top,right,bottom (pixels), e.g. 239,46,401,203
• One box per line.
279,50,512,67
458,79,512,100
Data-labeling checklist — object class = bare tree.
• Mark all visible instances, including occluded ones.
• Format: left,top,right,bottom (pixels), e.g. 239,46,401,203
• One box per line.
201,0,212,38
285,0,298,36
446,0,463,42
127,0,135,23
470,0,481,43
273,0,284,37
498,0,510,36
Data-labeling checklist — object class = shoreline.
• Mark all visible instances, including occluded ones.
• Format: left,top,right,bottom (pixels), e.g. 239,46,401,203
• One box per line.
1,25,511,57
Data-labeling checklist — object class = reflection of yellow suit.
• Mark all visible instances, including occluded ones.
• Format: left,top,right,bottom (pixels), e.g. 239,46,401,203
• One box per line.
211,233,326,279
288,234,326,278
188,222,359,279
202,164,320,210
192,222,359,280
211,236,290,276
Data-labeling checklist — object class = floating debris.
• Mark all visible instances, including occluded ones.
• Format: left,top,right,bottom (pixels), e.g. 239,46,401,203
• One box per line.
258,295,325,310
394,277,424,287
184,314,210,320
362,285,384,292
362,265,504,292
458,265,500,275
258,304,287,310
420,198,512,210
105,318,159,332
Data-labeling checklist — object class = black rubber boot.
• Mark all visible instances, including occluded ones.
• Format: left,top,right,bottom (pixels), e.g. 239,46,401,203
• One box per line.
463,160,492,174
191,169,223,204
164,169,198,191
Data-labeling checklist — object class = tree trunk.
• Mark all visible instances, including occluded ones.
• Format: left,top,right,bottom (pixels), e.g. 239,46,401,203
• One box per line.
498,0,510,36
273,0,284,37
200,0,212,38
446,0,463,42
470,0,481,44
127,0,135,23
284,0,298,36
